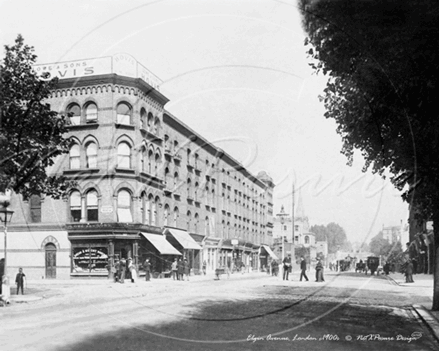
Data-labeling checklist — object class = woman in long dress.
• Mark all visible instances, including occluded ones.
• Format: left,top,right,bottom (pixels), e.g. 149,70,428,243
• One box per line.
315,259,324,282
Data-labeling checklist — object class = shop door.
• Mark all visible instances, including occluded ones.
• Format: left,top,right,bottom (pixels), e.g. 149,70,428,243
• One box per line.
45,243,57,279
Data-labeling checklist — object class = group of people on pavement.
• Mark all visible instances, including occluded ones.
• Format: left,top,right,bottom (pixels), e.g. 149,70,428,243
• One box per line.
111,256,194,283
281,255,325,282
171,258,191,281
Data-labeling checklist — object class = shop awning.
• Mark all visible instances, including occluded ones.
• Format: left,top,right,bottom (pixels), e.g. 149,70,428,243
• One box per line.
261,245,279,260
140,232,182,255
165,228,202,250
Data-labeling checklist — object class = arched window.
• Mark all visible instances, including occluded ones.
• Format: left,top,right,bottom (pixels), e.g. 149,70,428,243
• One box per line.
154,117,161,135
194,213,199,233
152,196,160,226
173,207,179,227
187,178,192,198
148,149,154,173
140,108,147,129
69,144,80,169
164,204,170,226
67,104,81,125
85,103,98,123
187,210,191,232
85,142,97,168
117,189,132,222
174,172,179,187
146,194,153,225
116,102,131,124
304,236,310,244
147,113,154,132
86,190,98,221
205,216,210,236
141,145,147,172
117,142,131,168
70,191,81,222
154,151,161,174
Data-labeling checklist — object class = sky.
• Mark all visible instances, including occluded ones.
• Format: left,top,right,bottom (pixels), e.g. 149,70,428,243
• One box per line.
0,0,410,244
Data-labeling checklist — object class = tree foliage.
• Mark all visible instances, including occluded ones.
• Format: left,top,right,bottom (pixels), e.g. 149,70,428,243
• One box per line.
369,231,403,261
0,35,73,199
299,0,438,228
310,222,350,254
299,0,438,310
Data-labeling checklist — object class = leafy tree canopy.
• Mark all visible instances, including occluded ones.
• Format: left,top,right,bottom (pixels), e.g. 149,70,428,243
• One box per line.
310,222,350,254
0,35,73,199
369,231,403,261
299,0,438,229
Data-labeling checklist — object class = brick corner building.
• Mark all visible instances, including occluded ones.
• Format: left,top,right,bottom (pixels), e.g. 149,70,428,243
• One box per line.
2,54,275,280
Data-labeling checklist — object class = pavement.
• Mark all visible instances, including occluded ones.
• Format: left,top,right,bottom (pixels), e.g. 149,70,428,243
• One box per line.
3,269,439,342
385,271,439,342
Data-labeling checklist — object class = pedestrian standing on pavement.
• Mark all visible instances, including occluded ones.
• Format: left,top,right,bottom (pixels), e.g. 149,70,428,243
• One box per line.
183,259,190,281
282,255,291,281
171,258,178,280
404,259,414,283
128,258,138,283
315,259,324,282
202,260,207,275
119,258,126,284
300,257,309,282
15,268,26,295
113,259,120,282
143,258,151,281
177,258,184,281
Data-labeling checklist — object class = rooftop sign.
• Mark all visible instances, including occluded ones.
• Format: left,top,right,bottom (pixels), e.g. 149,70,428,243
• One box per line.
33,53,162,91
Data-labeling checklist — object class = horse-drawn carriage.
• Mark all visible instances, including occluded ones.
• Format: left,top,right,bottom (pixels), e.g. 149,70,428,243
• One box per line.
366,256,380,275
355,260,367,273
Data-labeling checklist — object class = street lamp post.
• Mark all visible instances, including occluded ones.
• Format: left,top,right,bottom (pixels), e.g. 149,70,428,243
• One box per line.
0,196,14,304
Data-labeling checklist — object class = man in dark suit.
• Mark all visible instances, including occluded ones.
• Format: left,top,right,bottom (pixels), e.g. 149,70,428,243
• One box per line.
300,256,309,281
282,255,291,280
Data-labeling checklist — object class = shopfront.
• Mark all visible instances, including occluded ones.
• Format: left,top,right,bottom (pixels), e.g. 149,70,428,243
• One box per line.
66,223,162,278
139,232,182,276
163,227,202,274
202,237,220,272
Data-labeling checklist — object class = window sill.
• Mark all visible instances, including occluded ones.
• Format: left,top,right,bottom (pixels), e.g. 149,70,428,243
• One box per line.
67,123,99,131
64,168,100,175
115,123,135,130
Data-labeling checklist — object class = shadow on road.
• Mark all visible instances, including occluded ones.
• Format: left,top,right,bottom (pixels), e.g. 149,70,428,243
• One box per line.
60,290,437,351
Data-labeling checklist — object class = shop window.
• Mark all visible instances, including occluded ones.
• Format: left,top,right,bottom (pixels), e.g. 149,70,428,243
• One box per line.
86,190,98,222
86,142,98,168
117,190,132,222
85,103,98,123
67,104,81,125
116,102,132,124
70,191,82,222
29,194,41,223
117,142,131,168
69,144,80,169
72,246,108,273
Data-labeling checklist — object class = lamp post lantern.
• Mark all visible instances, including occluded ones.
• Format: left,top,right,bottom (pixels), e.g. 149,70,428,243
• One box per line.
0,195,14,304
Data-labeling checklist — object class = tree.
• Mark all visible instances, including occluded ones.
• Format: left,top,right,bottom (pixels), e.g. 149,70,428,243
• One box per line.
0,35,73,199
310,222,350,254
369,232,402,261
299,0,438,310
